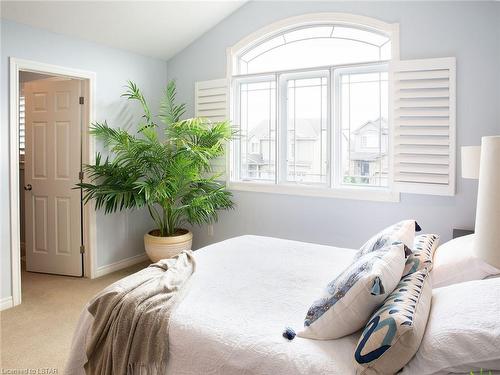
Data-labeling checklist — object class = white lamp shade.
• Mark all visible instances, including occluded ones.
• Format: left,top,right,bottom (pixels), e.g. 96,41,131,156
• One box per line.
474,136,500,269
461,146,481,179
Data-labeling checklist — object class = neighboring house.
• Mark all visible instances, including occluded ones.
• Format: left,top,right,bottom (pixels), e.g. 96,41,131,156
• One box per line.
244,120,275,180
243,117,388,185
346,118,388,186
244,119,322,181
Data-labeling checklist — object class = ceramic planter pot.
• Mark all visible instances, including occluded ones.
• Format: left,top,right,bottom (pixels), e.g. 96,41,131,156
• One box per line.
144,229,193,262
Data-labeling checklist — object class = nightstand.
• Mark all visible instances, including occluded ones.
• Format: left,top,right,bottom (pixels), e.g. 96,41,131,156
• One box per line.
452,229,474,239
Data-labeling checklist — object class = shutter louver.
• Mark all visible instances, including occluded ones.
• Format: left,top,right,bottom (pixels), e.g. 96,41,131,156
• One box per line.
391,57,456,196
195,78,229,121
195,78,229,180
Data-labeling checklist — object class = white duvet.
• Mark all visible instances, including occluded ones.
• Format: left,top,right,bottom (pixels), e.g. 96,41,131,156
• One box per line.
66,235,360,374
166,235,359,375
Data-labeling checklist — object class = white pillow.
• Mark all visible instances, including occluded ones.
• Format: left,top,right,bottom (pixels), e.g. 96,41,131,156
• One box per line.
403,234,440,276
402,277,500,375
354,269,432,375
357,220,420,260
299,242,406,340
431,234,500,288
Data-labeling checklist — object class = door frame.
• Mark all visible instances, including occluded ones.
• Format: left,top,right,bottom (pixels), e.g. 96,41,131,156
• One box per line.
9,57,97,307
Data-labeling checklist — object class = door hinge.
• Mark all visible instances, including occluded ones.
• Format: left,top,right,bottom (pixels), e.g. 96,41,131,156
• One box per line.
79,171,84,180
79,96,85,105
80,245,85,254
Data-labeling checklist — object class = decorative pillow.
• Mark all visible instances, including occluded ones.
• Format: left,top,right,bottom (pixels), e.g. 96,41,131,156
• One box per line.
403,234,440,276
299,242,406,340
431,234,500,288
354,268,432,375
356,220,421,260
402,277,500,375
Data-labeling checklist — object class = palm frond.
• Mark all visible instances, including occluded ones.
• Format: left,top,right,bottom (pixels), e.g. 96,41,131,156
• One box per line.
121,80,156,131
159,80,186,126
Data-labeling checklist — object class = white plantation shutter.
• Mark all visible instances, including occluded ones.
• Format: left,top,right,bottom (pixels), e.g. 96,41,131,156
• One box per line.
195,78,229,179
391,57,456,196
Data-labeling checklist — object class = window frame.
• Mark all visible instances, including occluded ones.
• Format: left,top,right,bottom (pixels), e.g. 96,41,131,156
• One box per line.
278,69,330,187
231,74,277,183
332,63,390,190
226,13,400,202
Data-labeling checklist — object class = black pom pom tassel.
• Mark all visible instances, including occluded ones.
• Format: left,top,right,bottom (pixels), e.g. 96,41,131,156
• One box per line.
282,327,296,341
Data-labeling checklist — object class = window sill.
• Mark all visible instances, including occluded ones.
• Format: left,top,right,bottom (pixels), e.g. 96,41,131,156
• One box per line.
227,181,400,203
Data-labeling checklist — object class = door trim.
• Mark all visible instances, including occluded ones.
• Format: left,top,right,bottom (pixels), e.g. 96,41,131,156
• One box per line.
9,57,97,307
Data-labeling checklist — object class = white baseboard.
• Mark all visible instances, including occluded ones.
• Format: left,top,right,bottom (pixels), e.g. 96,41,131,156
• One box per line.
94,253,149,278
0,296,14,311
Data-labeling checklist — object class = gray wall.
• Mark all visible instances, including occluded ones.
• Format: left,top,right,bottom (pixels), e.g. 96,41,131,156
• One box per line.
1,20,168,300
167,2,500,250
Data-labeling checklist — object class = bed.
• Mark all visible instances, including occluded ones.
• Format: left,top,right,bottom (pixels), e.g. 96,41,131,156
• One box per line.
66,235,362,374
65,234,500,374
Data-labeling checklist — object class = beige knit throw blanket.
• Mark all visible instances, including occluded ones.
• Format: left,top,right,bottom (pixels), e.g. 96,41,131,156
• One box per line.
84,250,196,375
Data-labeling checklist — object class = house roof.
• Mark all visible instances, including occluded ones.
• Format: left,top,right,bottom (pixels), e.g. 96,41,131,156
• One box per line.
352,118,388,135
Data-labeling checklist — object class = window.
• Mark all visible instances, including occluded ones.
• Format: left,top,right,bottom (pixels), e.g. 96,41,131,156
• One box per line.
198,19,455,198
238,24,391,74
235,79,276,181
230,17,395,197
336,67,388,187
283,73,328,184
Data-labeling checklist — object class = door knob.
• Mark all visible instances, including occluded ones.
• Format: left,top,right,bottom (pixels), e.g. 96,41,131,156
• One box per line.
24,184,32,191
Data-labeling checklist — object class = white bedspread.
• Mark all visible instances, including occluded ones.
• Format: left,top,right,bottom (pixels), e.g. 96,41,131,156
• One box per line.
166,235,359,375
66,235,360,374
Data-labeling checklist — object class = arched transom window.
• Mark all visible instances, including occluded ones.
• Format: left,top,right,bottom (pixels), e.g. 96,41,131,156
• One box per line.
237,24,391,74
229,14,399,195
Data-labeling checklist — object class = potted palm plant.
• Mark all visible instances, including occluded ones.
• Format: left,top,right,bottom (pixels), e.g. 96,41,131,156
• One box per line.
79,81,234,262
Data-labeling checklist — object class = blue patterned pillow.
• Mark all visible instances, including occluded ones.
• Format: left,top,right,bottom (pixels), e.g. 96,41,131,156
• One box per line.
356,220,421,261
354,268,432,374
403,234,440,277
298,242,406,340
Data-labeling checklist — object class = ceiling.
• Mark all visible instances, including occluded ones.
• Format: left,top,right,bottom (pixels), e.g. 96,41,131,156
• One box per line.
1,1,247,61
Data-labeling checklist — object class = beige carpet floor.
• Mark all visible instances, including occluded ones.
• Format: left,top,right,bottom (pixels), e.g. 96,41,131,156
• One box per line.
0,261,149,372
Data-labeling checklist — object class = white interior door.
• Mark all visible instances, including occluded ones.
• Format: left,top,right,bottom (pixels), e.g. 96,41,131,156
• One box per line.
24,78,83,276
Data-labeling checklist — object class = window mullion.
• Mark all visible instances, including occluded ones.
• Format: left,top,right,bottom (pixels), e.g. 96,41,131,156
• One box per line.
331,67,339,189
293,80,296,182
274,73,279,185
245,83,249,179
320,78,323,185
329,69,333,188
275,74,280,184
234,81,241,181
277,74,287,184
378,71,382,186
